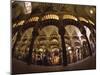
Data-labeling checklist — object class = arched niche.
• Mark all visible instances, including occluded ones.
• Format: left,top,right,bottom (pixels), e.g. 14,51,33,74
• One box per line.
64,25,91,63
35,25,61,51
33,25,62,65
64,25,82,48
84,25,96,54
14,28,33,60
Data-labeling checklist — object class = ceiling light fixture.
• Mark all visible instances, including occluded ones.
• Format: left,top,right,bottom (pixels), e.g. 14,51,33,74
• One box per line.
90,9,93,14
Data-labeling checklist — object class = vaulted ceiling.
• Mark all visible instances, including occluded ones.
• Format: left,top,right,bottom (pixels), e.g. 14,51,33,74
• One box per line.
12,1,96,23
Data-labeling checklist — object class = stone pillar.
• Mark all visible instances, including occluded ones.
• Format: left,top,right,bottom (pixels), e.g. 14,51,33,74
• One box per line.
27,27,38,65
81,26,92,56
58,24,67,66
12,30,22,57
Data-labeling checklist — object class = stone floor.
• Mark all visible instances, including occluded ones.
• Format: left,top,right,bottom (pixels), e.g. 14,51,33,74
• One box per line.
12,54,96,74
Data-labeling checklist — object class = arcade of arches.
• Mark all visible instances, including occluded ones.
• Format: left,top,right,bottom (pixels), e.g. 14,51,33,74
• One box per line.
12,1,96,73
